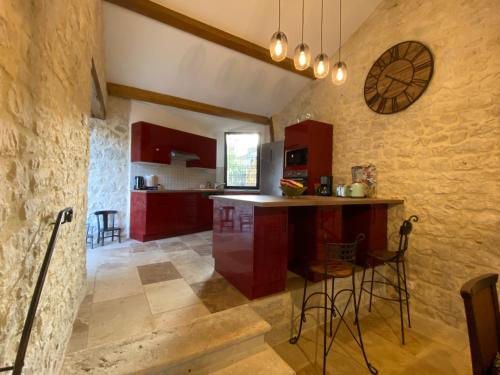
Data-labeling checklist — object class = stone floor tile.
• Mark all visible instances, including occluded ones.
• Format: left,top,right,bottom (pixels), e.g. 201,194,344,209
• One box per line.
130,241,159,253
190,244,213,256
137,261,182,285
93,264,143,303
174,259,222,285
87,293,153,347
157,240,191,252
152,303,211,330
144,278,202,314
190,278,249,313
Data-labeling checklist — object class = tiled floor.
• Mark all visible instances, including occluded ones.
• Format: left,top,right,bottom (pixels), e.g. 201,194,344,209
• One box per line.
274,298,472,374
68,231,248,353
69,231,472,375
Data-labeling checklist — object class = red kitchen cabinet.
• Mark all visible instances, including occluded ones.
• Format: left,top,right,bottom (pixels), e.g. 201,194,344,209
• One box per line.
131,122,216,169
130,191,214,242
284,120,333,194
284,121,309,149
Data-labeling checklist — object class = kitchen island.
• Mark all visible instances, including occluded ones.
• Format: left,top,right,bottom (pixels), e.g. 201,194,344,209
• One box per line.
210,195,403,299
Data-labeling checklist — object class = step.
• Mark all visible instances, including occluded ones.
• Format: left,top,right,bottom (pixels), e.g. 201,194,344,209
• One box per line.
62,305,270,375
210,344,295,375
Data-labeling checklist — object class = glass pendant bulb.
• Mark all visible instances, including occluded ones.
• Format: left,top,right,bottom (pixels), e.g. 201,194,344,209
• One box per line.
270,31,288,62
313,53,330,79
332,61,347,85
293,43,311,70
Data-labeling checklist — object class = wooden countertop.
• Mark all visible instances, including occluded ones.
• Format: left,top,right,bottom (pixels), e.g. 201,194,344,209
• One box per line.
210,194,404,207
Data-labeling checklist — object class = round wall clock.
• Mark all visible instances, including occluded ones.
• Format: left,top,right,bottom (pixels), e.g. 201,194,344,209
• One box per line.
364,41,434,114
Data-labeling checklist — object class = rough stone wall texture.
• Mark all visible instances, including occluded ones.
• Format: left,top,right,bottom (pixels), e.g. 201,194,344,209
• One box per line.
273,0,500,328
87,97,131,238
0,1,104,373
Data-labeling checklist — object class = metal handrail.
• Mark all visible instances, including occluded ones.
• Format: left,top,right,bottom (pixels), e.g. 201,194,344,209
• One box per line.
0,207,73,374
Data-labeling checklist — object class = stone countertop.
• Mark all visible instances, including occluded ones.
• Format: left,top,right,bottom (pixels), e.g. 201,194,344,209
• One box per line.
210,194,404,207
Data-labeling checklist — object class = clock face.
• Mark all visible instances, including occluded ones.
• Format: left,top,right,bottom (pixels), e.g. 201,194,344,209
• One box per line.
364,41,434,114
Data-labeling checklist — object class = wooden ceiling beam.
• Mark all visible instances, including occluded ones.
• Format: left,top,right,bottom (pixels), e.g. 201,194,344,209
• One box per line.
107,82,272,125
105,0,315,80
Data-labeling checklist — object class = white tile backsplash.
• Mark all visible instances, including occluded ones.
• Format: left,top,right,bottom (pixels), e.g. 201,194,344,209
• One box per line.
131,160,217,190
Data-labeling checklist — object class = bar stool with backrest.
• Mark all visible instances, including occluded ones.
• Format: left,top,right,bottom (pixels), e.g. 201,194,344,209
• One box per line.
460,273,500,375
357,215,419,345
290,233,378,375
94,210,122,246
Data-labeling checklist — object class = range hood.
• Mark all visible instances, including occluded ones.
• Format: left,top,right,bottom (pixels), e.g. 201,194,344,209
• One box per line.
170,150,200,161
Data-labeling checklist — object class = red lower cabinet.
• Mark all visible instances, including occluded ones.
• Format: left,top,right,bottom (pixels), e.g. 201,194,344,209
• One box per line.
130,192,213,242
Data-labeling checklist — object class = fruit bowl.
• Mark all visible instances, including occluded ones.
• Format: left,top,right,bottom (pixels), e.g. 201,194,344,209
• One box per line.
280,185,307,197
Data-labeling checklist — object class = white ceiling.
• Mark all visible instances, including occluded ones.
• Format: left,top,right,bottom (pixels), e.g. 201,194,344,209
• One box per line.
104,0,382,117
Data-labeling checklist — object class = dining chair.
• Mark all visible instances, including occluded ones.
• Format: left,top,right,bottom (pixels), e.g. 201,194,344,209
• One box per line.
460,273,500,375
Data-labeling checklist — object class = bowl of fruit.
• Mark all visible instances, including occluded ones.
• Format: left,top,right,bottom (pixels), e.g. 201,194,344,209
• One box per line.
280,179,307,197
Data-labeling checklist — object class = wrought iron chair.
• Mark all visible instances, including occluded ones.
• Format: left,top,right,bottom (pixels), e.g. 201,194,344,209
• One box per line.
95,210,122,246
460,273,500,375
290,233,377,375
357,215,419,345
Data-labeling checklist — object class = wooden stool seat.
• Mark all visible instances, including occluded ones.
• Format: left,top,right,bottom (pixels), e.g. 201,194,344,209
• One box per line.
309,260,354,278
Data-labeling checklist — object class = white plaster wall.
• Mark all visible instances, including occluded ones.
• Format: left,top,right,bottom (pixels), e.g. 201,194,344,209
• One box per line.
87,97,131,238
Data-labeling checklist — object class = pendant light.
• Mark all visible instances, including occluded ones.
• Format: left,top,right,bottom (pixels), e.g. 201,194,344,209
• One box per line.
270,0,288,62
293,0,311,70
313,0,329,79
332,0,347,85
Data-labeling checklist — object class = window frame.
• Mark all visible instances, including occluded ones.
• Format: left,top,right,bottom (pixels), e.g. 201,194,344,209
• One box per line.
223,132,261,190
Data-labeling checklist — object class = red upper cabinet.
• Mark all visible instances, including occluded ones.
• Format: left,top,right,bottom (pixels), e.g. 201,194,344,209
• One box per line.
284,120,333,194
131,121,216,169
284,121,310,150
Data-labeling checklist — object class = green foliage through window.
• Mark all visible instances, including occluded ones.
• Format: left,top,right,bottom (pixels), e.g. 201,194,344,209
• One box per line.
225,133,260,188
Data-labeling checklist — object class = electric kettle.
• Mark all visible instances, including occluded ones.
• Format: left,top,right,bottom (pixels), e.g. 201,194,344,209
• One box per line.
350,183,367,198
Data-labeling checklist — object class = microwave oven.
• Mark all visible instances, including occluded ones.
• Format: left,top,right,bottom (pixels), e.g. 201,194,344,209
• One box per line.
285,147,308,167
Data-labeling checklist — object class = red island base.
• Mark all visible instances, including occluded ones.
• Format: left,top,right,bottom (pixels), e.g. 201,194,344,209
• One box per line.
212,196,396,299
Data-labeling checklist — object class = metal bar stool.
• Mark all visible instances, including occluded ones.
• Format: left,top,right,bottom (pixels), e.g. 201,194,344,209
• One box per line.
290,233,377,375
357,215,418,345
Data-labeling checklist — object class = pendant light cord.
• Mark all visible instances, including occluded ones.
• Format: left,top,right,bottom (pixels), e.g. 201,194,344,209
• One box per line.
278,0,281,31
301,0,305,43
339,0,342,62
320,0,324,52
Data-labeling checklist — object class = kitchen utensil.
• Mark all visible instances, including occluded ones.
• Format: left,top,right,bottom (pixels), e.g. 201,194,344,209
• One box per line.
145,175,158,187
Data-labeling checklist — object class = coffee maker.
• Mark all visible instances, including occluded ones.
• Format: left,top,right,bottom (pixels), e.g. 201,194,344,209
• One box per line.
317,176,333,196
134,176,145,190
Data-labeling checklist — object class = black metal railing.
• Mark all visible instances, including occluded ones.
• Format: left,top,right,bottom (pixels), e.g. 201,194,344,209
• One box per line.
0,207,73,375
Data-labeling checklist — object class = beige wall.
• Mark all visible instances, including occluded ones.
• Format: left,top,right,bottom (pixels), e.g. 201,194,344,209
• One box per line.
273,0,500,328
0,1,104,373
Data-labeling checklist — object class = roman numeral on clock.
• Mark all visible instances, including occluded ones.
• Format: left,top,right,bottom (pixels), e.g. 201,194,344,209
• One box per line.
367,93,381,107
389,46,399,61
414,60,432,72
392,97,398,112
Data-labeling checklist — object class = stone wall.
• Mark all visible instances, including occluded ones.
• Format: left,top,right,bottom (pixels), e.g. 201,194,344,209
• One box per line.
0,1,104,373
273,0,500,328
87,97,130,238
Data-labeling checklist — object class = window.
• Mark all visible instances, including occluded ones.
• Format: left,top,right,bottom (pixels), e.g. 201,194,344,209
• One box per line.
224,133,260,189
